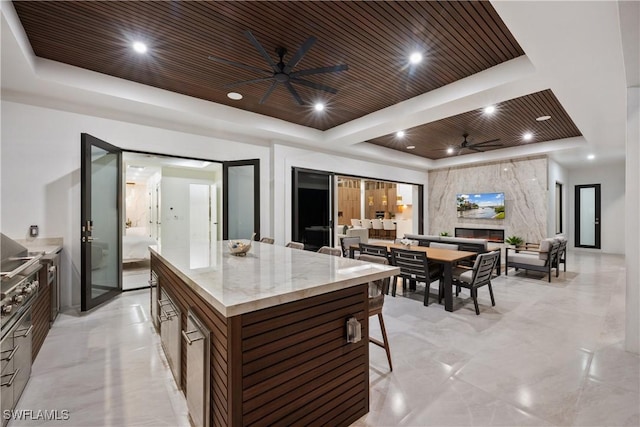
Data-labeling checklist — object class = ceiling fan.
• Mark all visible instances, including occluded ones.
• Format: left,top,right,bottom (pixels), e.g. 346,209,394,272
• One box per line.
455,133,503,154
208,31,348,106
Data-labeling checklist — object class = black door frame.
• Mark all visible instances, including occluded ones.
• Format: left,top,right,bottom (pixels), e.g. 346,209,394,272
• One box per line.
223,159,261,240
575,183,601,249
80,133,123,311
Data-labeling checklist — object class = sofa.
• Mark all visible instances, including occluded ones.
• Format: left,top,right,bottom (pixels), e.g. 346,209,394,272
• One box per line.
403,234,500,275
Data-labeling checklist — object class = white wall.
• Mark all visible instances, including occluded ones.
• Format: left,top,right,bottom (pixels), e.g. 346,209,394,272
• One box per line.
548,158,570,238
272,144,429,245
569,161,626,254
0,100,271,309
626,87,639,353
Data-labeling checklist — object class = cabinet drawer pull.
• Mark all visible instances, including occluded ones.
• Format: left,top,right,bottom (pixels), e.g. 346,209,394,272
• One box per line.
182,329,204,345
1,345,19,362
1,369,20,387
15,325,34,338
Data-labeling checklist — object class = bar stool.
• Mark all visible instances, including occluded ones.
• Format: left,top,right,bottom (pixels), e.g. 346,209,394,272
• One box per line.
382,219,396,240
371,219,383,239
361,219,373,238
350,218,361,227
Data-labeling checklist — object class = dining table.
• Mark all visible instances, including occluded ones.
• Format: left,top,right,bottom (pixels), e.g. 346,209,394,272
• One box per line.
349,242,477,312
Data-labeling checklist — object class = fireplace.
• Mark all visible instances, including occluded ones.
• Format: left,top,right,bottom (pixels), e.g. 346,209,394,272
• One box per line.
455,227,505,243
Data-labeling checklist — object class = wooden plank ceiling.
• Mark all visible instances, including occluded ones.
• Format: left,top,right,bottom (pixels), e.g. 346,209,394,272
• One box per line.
12,1,581,158
367,89,582,160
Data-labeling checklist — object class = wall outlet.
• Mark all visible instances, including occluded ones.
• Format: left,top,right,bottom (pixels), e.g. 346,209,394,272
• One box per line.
29,225,39,237
346,317,362,343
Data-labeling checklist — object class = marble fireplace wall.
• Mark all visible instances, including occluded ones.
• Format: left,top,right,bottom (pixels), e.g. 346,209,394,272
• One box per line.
428,156,548,243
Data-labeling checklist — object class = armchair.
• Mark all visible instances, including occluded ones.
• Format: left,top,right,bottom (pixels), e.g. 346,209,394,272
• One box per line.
505,238,560,282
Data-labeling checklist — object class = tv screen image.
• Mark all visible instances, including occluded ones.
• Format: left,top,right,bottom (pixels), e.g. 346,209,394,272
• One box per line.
457,192,505,219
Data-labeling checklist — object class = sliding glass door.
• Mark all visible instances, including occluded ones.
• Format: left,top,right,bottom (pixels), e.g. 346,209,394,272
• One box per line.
223,160,260,240
292,168,334,251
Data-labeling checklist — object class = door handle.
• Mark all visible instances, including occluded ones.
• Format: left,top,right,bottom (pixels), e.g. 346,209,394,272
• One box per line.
182,329,204,345
1,369,20,387
1,345,19,362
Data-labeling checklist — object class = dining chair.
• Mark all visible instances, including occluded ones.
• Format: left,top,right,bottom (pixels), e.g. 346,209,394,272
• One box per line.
259,237,275,244
390,247,443,305
359,243,388,258
451,251,500,315
317,246,342,257
285,241,304,250
357,254,392,371
340,236,361,257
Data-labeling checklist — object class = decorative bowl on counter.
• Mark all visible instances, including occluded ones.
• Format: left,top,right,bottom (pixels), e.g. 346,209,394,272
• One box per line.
227,233,256,256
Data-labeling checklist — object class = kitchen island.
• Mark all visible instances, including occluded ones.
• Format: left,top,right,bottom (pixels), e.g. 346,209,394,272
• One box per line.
150,241,398,427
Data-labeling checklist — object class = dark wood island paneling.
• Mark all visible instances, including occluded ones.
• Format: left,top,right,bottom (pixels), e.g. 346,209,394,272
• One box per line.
152,253,370,427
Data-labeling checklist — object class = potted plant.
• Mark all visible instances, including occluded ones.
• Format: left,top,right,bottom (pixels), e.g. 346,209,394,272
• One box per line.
439,231,450,237
505,235,524,248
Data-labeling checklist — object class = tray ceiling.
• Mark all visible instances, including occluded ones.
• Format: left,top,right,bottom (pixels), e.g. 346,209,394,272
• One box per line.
12,1,582,159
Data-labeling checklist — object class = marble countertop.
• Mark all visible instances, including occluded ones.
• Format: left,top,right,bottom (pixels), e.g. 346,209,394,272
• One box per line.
16,237,63,255
151,241,399,318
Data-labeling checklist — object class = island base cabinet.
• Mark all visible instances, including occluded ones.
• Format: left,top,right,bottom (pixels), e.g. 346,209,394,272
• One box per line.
151,254,370,427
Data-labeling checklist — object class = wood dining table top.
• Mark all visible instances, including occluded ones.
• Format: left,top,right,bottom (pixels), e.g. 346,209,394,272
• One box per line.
350,242,477,263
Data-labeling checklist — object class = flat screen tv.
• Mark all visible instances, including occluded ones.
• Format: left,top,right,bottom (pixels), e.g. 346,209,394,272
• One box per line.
457,192,505,219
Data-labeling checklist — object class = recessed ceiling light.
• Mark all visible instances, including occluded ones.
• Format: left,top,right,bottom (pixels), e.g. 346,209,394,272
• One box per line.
314,102,325,112
409,52,423,64
447,147,454,155
406,145,415,150
484,105,496,114
132,41,147,54
523,132,533,141
536,115,551,121
587,154,595,160
396,130,406,138
227,92,243,100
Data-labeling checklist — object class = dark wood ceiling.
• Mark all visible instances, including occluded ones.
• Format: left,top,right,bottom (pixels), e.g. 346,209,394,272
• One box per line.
366,89,582,159
13,1,525,132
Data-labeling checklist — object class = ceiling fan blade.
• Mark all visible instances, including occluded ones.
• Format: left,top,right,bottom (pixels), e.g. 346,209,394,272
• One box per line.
259,81,279,104
223,77,274,89
468,146,484,152
471,138,501,146
243,30,278,72
290,78,338,94
283,36,316,73
208,55,273,76
474,144,503,149
284,81,304,105
290,64,349,78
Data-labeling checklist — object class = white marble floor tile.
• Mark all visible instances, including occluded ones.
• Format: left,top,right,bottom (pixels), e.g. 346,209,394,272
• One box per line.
9,251,638,427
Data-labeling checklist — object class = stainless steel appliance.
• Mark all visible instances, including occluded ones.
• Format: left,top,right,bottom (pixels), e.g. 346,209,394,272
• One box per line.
183,310,210,427
1,234,41,427
159,288,181,387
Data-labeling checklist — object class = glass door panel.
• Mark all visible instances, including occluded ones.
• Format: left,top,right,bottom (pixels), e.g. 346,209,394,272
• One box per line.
223,160,260,240
81,133,122,311
575,184,601,249
292,168,333,251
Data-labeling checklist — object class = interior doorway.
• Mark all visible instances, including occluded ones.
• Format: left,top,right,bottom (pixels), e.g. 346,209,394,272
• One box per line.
292,168,334,251
122,152,223,290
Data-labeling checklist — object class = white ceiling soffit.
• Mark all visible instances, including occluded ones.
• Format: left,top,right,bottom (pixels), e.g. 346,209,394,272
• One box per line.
1,1,629,170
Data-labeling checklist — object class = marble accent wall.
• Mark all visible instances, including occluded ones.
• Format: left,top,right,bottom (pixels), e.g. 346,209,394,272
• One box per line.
429,156,548,243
